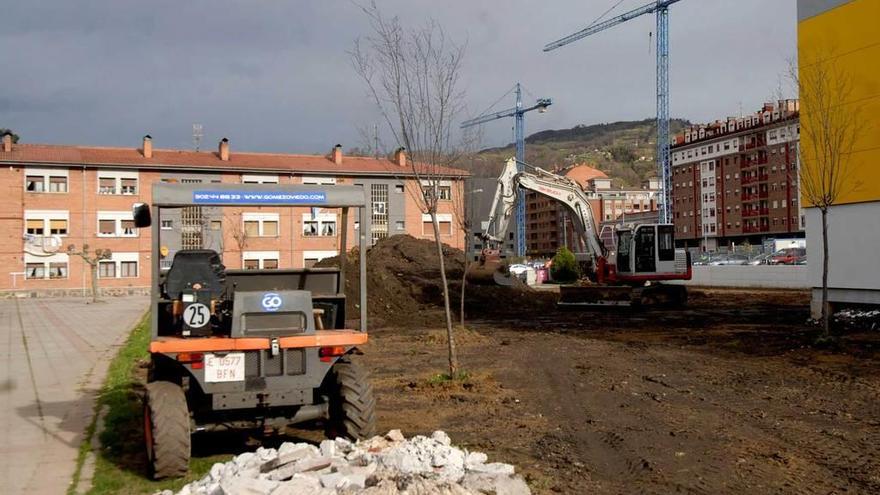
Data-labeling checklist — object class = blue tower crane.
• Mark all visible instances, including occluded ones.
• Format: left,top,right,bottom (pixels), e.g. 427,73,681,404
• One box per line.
544,0,683,223
461,83,552,257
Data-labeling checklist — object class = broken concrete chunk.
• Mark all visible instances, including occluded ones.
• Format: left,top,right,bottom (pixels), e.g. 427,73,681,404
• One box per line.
338,472,366,490
319,472,342,489
385,429,405,442
260,446,314,473
294,455,333,473
269,474,326,495
219,475,279,495
464,451,488,470
320,439,337,458
174,431,530,495
431,430,451,446
334,437,354,453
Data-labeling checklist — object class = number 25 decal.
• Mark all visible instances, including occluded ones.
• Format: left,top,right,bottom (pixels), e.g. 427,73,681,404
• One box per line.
183,303,210,328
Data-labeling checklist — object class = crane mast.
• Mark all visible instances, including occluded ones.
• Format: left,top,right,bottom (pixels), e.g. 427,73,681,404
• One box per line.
461,84,552,257
544,0,684,223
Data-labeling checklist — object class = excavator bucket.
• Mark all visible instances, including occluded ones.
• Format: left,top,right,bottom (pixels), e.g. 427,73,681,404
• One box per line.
466,249,513,286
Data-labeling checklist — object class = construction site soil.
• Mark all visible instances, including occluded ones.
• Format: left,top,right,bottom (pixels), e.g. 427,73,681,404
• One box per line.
316,235,555,327
313,236,880,494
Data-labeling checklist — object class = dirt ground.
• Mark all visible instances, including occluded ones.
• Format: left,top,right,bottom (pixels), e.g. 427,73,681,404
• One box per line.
359,287,880,494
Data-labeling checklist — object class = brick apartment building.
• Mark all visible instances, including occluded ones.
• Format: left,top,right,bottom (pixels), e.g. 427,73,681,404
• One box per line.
0,134,467,296
670,100,803,251
526,163,660,258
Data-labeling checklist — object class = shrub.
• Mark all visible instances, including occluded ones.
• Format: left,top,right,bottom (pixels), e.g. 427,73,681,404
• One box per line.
550,246,580,282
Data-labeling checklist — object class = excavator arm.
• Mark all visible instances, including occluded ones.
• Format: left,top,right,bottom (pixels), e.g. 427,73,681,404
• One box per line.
483,158,607,266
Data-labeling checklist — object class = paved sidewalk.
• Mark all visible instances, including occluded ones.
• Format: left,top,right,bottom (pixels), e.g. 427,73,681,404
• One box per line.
0,296,148,495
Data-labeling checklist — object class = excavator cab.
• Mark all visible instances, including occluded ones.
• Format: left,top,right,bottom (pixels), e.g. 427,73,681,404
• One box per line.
614,224,690,281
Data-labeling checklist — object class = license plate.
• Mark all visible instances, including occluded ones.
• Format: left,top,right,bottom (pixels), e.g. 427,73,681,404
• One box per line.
204,353,245,383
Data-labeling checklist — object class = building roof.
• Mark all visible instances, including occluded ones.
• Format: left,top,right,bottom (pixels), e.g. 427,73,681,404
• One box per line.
0,142,469,177
562,163,608,188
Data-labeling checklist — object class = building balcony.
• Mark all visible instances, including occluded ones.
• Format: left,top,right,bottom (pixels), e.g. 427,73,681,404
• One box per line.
742,208,769,217
742,157,768,168
742,224,770,234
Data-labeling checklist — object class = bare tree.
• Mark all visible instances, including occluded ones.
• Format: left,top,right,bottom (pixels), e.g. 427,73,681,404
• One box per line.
790,51,863,335
352,2,471,376
451,180,472,328
224,211,250,263
67,244,112,302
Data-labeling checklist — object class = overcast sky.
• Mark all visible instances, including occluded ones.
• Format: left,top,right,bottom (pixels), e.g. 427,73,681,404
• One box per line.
2,0,796,154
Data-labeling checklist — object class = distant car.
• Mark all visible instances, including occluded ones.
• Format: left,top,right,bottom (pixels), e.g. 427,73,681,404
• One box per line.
693,255,713,266
508,263,530,275
771,248,806,265
708,254,750,266
748,253,772,265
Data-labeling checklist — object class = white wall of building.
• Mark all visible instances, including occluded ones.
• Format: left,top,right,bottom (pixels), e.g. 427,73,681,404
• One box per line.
805,202,880,316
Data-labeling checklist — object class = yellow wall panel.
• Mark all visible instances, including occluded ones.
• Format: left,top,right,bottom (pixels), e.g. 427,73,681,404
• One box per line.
798,0,880,205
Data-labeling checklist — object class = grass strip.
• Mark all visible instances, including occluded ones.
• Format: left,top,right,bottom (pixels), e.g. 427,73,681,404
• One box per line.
79,314,227,494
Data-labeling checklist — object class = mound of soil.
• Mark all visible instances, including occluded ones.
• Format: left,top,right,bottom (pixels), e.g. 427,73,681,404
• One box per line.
317,235,464,327
317,235,553,328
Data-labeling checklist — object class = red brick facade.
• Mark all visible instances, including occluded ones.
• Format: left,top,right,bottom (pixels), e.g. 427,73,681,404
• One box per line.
0,138,466,295
670,101,804,251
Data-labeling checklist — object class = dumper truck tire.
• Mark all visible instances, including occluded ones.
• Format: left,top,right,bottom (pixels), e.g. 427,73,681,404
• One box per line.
325,355,377,440
144,381,191,479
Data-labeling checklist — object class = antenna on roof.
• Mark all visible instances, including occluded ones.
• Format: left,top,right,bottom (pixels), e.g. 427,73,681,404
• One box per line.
192,123,204,151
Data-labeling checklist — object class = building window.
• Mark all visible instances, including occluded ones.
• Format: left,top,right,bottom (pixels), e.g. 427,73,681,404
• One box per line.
302,213,337,237
121,178,137,194
422,214,452,237
25,211,69,237
97,212,138,237
120,261,138,278
210,220,222,231
26,176,45,192
242,251,280,270
394,184,405,193
161,219,173,230
242,213,280,237
99,219,115,235
98,261,116,278
26,263,46,279
97,253,139,278
395,220,405,230
242,174,279,184
25,168,69,193
97,171,139,195
302,176,336,185
26,219,44,235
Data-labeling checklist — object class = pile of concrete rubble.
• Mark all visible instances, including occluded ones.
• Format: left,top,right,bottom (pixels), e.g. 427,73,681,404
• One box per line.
164,430,530,495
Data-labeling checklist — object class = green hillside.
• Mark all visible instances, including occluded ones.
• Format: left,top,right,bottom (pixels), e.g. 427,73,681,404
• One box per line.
462,118,689,188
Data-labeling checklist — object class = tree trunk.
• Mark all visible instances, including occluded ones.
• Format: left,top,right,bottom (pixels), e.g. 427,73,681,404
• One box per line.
460,230,469,328
460,260,469,328
431,211,458,376
821,207,830,336
89,262,99,303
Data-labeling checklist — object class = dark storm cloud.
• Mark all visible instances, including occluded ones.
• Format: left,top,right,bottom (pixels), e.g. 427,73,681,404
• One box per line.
1,0,795,153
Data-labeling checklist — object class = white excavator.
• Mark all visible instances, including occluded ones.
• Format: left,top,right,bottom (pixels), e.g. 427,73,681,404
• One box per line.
470,158,691,306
